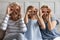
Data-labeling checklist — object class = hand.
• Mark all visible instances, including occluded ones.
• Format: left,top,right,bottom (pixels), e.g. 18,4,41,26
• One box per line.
39,9,44,17
36,11,39,17
26,10,31,16
46,14,51,22
6,7,13,16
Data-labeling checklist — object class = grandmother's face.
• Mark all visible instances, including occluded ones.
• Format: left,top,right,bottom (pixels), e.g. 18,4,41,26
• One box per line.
8,4,21,21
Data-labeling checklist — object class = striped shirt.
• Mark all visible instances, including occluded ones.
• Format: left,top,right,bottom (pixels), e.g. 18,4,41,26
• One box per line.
0,14,27,34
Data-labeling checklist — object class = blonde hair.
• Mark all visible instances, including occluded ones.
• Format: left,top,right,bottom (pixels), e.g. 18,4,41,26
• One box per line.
41,5,51,13
40,5,52,18
6,2,21,21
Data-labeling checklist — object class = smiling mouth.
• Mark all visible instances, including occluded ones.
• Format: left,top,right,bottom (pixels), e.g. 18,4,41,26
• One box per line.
43,14,49,17
10,16,19,21
31,13,36,15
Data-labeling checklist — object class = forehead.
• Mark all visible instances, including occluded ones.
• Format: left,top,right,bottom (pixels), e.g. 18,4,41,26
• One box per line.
32,7,36,10
42,8,48,11
9,4,20,9
29,7,36,11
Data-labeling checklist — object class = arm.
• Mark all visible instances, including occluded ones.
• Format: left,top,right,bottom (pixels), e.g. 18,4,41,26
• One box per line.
0,6,12,31
19,18,27,33
24,14,29,24
0,14,9,31
37,9,46,29
37,15,46,29
47,17,57,31
24,11,30,24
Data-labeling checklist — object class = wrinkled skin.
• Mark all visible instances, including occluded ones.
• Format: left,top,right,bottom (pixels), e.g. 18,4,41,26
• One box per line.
7,3,21,21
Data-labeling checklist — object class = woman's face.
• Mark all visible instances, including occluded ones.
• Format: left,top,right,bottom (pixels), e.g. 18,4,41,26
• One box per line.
9,4,21,21
41,8,50,18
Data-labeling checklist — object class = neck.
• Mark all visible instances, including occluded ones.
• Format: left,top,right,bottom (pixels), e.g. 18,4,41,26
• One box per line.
30,15,37,20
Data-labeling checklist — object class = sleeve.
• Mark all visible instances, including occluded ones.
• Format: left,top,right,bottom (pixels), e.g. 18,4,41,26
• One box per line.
51,15,59,25
19,18,27,33
0,14,10,31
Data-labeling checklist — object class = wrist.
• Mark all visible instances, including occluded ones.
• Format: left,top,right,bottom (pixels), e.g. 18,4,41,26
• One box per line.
6,14,10,18
26,14,28,15
26,14,29,17
39,16,43,18
36,14,41,17
47,20,51,23
37,15,43,20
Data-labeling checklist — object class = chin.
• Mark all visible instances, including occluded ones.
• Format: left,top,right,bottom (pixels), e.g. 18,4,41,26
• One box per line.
12,19,19,21
42,15,48,19
11,17,19,21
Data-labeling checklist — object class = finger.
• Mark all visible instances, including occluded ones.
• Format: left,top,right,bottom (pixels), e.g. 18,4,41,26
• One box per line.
37,11,39,15
8,7,13,14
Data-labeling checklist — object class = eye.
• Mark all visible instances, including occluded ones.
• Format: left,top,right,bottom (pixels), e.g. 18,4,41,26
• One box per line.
42,11,45,13
16,9,19,11
10,8,13,11
34,10,37,12
47,11,50,13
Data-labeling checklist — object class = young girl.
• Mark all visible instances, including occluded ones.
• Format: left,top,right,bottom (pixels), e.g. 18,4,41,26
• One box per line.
24,5,43,40
0,2,27,40
39,5,60,40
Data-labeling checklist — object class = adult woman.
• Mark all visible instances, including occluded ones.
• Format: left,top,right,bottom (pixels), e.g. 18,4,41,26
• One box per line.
0,2,27,40
39,5,60,40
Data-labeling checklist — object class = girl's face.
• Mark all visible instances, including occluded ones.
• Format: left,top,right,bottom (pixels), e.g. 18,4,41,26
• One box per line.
28,8,37,16
28,7,38,19
9,4,21,21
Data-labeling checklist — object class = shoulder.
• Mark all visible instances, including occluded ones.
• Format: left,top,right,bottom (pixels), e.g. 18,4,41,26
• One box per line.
51,15,59,25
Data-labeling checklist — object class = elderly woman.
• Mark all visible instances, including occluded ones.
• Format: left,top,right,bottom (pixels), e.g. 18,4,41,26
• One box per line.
0,2,27,40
